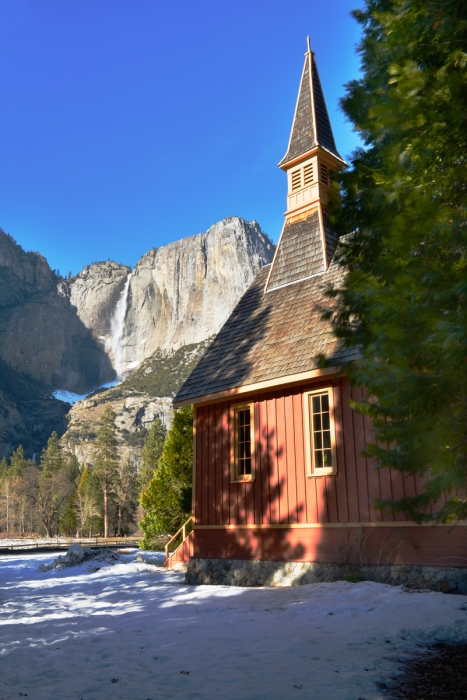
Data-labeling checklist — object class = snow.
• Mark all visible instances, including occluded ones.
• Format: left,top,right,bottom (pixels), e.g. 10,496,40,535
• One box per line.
52,390,87,405
53,380,121,405
1,550,467,699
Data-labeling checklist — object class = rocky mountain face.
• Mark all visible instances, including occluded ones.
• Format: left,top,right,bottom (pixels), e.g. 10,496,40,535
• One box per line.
61,341,211,469
0,218,274,459
67,217,274,379
0,230,114,393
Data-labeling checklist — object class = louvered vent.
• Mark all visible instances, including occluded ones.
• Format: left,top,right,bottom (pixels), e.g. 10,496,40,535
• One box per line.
320,163,328,185
303,163,314,185
291,169,302,191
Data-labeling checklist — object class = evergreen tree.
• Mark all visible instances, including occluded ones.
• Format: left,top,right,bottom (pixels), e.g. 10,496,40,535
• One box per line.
40,432,64,475
26,433,74,536
137,417,167,494
93,406,119,537
139,405,193,549
9,445,30,477
66,454,81,483
329,0,467,522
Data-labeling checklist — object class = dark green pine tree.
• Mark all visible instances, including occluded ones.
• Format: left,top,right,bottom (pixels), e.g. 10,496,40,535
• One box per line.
93,406,119,537
9,445,31,476
139,405,193,549
328,0,467,522
137,417,167,494
40,432,64,475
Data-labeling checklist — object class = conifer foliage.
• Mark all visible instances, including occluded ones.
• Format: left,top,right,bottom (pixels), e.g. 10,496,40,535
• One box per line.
329,0,467,522
139,405,193,549
93,406,119,538
137,417,167,494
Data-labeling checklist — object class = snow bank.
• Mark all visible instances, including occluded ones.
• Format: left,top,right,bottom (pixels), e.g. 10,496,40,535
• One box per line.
38,544,120,572
1,550,466,699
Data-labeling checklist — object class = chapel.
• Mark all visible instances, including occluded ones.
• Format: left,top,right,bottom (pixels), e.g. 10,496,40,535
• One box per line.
167,40,466,583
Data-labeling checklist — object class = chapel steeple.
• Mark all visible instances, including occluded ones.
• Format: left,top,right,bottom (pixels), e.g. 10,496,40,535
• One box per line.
265,39,346,292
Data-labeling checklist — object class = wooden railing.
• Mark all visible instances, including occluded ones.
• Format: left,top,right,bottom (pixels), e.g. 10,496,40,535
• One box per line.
0,536,141,553
164,516,193,565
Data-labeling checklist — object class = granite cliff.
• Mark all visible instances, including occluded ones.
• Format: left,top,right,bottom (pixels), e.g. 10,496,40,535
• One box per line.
0,231,114,392
0,218,274,459
67,217,274,379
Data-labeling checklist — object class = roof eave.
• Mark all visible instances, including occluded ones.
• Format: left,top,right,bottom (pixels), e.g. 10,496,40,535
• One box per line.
173,364,344,408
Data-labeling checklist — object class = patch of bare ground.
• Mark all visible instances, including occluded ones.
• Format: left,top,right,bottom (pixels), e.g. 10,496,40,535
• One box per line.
390,643,467,699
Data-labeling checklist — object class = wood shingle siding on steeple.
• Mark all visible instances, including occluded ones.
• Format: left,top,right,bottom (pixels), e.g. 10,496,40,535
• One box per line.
279,50,343,167
265,210,324,290
173,248,359,405
323,212,339,267
280,58,316,166
311,58,340,158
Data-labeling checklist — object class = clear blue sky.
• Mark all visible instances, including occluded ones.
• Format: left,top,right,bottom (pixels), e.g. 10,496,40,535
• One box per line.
0,0,363,276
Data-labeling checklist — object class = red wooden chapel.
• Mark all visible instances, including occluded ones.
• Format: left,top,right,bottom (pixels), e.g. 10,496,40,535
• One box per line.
171,41,467,577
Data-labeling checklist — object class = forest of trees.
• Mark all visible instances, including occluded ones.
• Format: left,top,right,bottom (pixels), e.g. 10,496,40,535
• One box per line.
0,408,173,540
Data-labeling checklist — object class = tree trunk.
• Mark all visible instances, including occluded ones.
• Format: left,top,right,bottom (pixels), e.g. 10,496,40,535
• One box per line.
103,480,108,538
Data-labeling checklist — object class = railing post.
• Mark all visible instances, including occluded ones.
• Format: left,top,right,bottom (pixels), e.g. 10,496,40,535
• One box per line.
182,524,186,541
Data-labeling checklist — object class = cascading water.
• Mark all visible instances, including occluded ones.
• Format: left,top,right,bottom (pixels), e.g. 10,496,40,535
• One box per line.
110,272,131,380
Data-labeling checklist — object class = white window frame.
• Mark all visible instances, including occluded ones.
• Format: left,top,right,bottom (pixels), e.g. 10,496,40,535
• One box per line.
303,387,337,477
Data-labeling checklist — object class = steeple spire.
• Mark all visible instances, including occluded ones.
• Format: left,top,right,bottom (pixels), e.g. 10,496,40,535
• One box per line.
265,41,346,293
279,37,343,167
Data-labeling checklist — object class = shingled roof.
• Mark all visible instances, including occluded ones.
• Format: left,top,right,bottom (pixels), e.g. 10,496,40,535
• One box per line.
173,245,358,405
279,44,343,167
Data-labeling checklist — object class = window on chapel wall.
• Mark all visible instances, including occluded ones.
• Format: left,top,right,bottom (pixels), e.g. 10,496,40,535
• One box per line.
303,388,337,477
230,402,255,482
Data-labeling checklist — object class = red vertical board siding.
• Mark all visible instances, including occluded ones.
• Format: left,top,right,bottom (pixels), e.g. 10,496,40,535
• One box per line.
213,404,223,525
292,389,307,524
324,383,339,521
266,394,280,523
195,408,205,524
315,477,329,523
284,392,298,523
325,477,338,523
333,378,349,523
207,406,216,525
245,483,255,525
257,399,271,524
375,439,394,522
352,386,370,522
237,481,247,526
275,391,289,523
229,477,239,526
220,404,230,525
202,406,211,525
389,467,408,522
340,378,360,522
402,473,417,502
253,398,264,524
363,411,382,523
193,377,441,533
228,404,238,525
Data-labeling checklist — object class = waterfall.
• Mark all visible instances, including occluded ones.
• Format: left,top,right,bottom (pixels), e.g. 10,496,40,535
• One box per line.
110,272,131,380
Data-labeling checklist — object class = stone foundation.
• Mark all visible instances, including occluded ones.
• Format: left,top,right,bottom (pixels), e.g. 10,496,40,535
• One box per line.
185,558,467,595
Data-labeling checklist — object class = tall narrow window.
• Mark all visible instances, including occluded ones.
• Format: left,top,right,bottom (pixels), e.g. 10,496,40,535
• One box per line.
303,388,337,476
291,169,302,191
230,402,255,482
303,162,314,185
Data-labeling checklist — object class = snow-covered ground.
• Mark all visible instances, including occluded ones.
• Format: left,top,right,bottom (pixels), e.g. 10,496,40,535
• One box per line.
1,550,467,700
53,380,121,405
